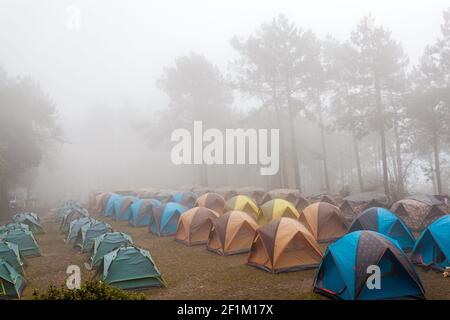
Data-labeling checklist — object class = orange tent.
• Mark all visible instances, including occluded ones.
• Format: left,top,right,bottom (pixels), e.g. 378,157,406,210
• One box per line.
195,193,226,214
299,202,347,242
247,217,323,273
207,211,259,256
175,207,219,245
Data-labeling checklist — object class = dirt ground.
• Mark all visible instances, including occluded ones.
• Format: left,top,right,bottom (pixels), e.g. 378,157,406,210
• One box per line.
17,211,450,300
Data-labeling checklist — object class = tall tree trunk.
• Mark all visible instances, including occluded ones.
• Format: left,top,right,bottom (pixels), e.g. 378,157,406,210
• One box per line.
374,78,390,197
317,97,330,194
273,94,288,188
429,155,437,194
286,95,302,192
393,119,405,197
432,128,442,194
351,128,364,192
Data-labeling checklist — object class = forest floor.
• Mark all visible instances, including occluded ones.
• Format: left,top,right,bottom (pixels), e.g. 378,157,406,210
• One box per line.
15,210,450,300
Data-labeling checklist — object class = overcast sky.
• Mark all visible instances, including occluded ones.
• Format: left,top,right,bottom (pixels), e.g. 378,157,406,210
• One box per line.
0,0,448,121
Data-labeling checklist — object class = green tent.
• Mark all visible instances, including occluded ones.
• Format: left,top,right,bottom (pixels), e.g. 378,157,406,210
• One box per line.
0,228,41,257
74,220,112,253
13,213,44,235
0,240,24,275
54,202,87,223
54,206,72,223
60,208,89,234
87,232,133,269
96,246,165,290
0,223,30,234
66,217,92,244
0,258,26,298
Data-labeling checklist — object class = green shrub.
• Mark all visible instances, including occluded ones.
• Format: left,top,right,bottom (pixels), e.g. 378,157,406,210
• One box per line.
32,280,146,300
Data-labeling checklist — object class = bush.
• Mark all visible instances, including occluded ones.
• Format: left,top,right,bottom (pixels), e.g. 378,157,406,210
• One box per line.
32,280,146,300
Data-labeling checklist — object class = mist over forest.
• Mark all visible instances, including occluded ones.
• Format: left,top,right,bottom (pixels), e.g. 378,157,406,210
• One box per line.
1,0,450,207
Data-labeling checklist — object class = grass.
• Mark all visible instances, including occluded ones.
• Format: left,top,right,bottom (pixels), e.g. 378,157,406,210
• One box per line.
16,211,450,300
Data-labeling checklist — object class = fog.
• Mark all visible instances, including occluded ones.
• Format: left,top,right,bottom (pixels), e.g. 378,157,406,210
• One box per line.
1,0,449,203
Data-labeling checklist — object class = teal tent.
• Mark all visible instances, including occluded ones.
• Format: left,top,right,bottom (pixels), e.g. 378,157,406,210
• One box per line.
13,212,44,235
54,202,87,222
88,232,133,269
66,217,92,244
0,240,24,275
96,246,165,290
0,223,30,234
0,228,40,257
74,220,112,253
60,208,89,234
0,258,26,298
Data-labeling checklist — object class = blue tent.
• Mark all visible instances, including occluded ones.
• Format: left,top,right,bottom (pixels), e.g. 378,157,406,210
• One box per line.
171,191,197,209
411,215,450,271
113,196,135,221
314,231,425,300
104,194,120,217
129,199,161,227
348,207,415,252
149,202,186,236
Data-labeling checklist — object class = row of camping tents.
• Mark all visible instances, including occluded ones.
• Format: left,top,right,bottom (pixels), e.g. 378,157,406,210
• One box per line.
94,190,450,233
91,188,449,231
95,190,450,300
0,212,43,298
55,202,165,290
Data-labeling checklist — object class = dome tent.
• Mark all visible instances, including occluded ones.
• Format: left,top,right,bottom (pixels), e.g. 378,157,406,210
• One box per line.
13,212,44,235
207,210,259,256
74,220,112,253
348,207,415,252
175,207,219,246
0,228,40,257
88,232,133,269
14,212,40,223
129,199,161,227
0,258,26,298
60,207,89,234
314,231,425,300
171,191,197,208
0,223,30,234
55,202,87,222
391,199,447,231
149,202,187,236
259,199,300,225
261,188,309,211
225,195,261,221
96,246,165,290
66,217,93,244
0,240,24,275
94,192,113,214
411,215,450,271
113,196,136,221
195,193,226,214
155,190,174,203
299,202,347,242
104,194,121,217
247,217,323,273
236,187,266,205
